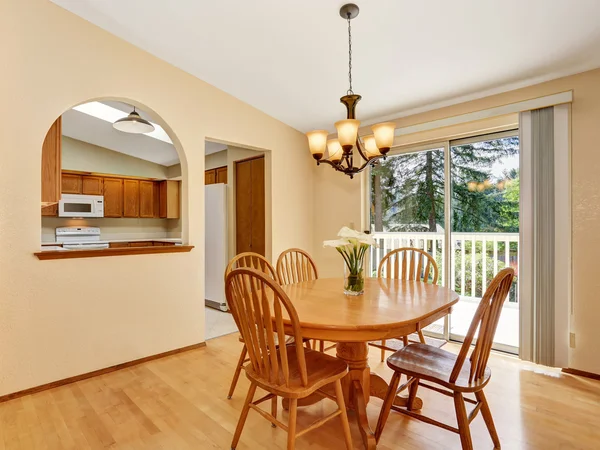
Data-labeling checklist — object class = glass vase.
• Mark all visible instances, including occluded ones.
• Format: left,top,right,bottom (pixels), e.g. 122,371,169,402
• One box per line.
344,260,365,296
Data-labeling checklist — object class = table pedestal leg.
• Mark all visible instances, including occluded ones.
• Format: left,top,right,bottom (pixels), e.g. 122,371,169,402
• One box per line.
283,341,423,449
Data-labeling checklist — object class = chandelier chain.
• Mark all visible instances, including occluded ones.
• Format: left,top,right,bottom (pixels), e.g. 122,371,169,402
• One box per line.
347,14,353,95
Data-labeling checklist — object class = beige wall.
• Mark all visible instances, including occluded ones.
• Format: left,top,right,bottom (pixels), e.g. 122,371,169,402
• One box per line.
314,68,600,374
205,149,227,170
62,136,171,178
0,0,313,396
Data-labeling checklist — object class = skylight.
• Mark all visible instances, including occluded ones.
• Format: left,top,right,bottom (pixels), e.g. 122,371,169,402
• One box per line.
72,101,172,144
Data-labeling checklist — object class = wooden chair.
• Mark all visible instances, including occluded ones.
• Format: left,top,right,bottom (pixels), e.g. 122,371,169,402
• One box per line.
369,248,439,361
224,252,279,400
276,248,330,352
226,268,353,450
375,268,515,450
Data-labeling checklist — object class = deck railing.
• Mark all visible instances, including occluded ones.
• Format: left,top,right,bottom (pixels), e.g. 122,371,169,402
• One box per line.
370,232,519,304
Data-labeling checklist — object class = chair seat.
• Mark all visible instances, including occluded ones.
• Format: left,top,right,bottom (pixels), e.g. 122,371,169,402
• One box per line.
387,343,491,393
245,347,348,398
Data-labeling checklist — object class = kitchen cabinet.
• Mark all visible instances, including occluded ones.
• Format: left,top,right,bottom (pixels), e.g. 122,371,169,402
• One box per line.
159,180,180,219
216,166,228,184
103,178,123,217
82,176,103,195
123,180,140,217
153,182,161,218
109,242,129,248
41,117,61,216
139,180,155,218
205,170,216,185
205,166,228,185
61,173,82,194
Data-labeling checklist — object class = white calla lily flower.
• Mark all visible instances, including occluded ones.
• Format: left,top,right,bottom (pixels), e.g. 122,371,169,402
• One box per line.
323,239,350,248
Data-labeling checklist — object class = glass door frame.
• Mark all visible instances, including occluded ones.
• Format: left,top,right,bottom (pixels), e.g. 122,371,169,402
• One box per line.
362,130,520,353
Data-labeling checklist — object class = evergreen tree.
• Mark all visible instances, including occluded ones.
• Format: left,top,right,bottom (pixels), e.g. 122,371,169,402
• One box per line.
371,137,519,233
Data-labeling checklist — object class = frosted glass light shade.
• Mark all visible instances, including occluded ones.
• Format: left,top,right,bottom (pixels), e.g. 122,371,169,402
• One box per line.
327,139,343,162
306,130,329,160
335,119,360,151
371,122,396,153
362,135,381,158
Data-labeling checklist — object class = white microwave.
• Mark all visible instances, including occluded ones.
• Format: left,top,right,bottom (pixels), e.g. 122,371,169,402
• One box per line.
59,194,104,218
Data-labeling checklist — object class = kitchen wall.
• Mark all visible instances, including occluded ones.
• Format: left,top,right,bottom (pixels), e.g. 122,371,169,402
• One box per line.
62,136,172,178
313,68,600,375
205,149,227,170
41,217,178,242
0,0,314,397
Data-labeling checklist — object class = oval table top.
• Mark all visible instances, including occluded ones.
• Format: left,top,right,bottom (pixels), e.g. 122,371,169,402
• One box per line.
280,277,459,342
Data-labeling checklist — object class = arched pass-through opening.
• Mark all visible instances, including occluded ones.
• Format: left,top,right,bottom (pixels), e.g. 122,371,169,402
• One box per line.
38,97,192,258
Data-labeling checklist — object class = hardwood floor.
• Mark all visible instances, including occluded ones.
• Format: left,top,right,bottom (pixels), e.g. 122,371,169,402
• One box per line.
0,333,599,449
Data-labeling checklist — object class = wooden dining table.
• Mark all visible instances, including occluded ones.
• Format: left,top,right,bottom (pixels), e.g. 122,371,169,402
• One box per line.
280,277,460,450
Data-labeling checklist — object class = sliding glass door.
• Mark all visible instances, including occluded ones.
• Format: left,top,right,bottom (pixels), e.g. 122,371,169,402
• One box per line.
368,131,520,352
449,133,520,352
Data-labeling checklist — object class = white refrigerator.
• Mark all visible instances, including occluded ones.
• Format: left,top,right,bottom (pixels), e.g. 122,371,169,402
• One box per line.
205,184,228,311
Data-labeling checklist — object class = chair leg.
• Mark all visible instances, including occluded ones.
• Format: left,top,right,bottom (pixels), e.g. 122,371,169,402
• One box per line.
231,382,257,450
271,396,278,428
417,330,426,344
476,390,501,448
374,371,401,443
333,379,353,449
453,392,474,450
287,398,298,450
228,345,247,399
407,377,419,411
380,339,386,362
305,340,312,350
402,336,409,347
319,340,325,352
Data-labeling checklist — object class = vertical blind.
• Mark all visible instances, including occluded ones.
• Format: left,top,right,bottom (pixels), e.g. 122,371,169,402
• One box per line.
519,106,556,366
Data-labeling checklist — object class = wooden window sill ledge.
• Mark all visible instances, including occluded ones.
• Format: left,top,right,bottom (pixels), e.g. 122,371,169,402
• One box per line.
35,245,194,260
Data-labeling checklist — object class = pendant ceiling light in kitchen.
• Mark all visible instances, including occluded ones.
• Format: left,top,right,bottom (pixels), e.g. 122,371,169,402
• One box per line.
113,107,155,134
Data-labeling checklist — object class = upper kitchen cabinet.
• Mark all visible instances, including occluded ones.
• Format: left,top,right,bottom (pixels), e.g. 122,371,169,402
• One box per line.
82,176,103,195
61,173,83,194
204,166,228,185
159,180,180,219
123,179,140,217
139,180,155,218
103,178,123,217
41,117,62,216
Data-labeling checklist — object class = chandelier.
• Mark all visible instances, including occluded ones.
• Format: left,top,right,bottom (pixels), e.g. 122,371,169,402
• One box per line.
306,3,396,179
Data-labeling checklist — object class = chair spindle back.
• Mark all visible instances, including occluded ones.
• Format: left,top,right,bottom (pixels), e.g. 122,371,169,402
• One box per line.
225,268,308,388
225,252,278,282
450,268,515,384
276,248,318,285
378,247,439,284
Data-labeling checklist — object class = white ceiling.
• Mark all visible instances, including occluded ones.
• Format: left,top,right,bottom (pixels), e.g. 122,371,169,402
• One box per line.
62,101,227,165
62,102,181,166
52,0,600,133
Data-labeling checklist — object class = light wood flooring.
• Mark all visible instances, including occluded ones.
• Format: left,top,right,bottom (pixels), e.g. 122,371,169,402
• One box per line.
1,333,599,449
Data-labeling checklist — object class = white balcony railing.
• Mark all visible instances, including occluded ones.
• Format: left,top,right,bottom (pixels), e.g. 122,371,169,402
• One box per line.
370,232,519,305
